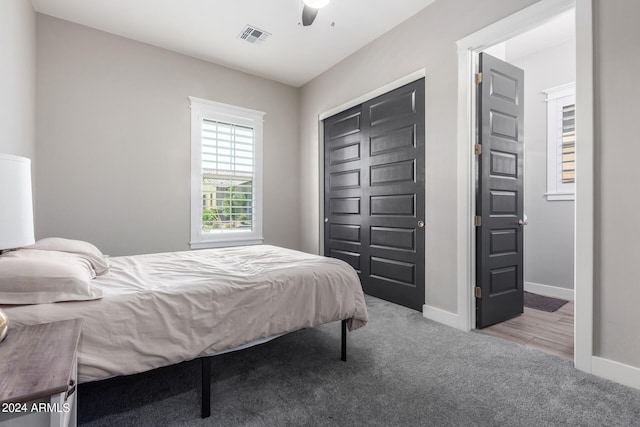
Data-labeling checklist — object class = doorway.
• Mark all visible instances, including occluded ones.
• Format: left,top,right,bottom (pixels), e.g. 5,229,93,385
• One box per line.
455,0,595,371
474,10,577,358
475,11,576,340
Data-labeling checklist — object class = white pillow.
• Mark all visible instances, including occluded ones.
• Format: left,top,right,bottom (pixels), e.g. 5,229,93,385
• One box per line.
0,249,103,305
26,237,110,275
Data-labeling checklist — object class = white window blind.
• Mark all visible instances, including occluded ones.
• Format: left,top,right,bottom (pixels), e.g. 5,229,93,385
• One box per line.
189,97,264,249
561,104,576,184
544,83,575,201
201,120,254,232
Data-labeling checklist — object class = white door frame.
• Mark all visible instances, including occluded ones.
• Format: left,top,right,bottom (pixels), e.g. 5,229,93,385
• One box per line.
455,0,594,373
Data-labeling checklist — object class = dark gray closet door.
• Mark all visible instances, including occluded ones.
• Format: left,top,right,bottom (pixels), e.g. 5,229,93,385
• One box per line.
324,79,425,311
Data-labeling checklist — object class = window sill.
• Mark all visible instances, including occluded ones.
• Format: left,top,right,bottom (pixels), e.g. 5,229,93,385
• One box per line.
545,192,575,201
190,237,264,250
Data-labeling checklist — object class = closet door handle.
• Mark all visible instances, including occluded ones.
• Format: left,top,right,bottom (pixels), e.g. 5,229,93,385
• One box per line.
518,219,528,226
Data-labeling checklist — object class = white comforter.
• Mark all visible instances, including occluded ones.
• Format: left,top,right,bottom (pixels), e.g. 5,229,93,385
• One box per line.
3,245,368,383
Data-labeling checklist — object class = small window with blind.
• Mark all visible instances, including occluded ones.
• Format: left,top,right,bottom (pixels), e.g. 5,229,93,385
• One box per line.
189,97,265,249
544,83,575,201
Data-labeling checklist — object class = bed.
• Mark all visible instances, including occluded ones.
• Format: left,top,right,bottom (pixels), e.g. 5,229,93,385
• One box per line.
0,242,368,417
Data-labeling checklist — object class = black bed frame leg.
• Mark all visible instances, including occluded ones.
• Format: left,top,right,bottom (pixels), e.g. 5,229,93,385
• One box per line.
341,319,347,362
201,357,211,418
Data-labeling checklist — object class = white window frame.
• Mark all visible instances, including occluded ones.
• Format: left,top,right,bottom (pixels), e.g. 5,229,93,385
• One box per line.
189,96,265,249
544,82,575,201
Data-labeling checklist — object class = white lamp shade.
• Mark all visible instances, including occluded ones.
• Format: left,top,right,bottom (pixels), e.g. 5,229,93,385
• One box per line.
303,0,330,8
0,154,35,250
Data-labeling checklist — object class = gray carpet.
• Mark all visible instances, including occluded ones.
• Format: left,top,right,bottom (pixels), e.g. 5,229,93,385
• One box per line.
78,296,640,426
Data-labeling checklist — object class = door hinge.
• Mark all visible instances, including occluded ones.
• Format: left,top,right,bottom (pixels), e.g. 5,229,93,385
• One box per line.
474,215,482,227
475,72,483,84
475,287,482,298
474,144,482,156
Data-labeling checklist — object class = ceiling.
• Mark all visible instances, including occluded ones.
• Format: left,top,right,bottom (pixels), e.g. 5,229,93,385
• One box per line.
31,0,437,87
491,9,575,62
506,9,575,61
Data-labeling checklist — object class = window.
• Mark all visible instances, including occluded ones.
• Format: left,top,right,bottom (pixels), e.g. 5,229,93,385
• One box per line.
544,82,575,201
189,97,264,248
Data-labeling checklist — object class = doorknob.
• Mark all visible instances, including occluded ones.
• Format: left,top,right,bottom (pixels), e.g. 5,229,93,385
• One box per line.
324,218,329,223
518,219,528,226
417,220,425,228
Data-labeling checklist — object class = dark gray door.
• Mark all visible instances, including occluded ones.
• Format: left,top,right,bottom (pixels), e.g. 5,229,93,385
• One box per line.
476,53,525,328
324,79,425,311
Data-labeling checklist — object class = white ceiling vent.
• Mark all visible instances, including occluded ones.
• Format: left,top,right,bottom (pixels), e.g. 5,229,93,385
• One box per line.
238,25,271,44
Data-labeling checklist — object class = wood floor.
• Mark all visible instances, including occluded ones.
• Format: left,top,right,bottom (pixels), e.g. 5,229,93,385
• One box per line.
478,301,574,360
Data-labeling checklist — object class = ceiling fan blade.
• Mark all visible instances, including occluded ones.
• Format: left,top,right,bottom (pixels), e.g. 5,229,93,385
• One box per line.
302,4,319,26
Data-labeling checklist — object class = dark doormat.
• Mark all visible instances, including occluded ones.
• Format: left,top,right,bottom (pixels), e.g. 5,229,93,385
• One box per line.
524,291,569,312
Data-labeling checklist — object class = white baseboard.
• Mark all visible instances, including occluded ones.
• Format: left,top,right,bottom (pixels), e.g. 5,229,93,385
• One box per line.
524,281,574,301
423,305,459,329
592,356,640,391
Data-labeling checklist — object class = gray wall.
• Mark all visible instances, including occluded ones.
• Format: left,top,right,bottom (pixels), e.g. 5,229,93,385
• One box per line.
0,0,36,159
35,15,301,256
14,0,640,377
510,40,576,290
594,0,640,367
299,0,538,313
